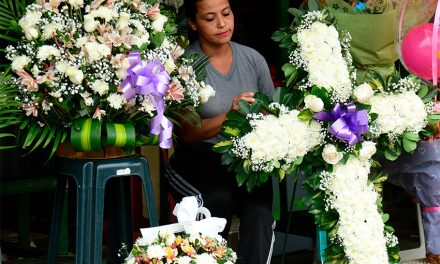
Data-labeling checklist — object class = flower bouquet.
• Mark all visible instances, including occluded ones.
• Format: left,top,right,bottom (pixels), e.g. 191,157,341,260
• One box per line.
123,196,237,264
123,230,237,264
214,8,439,263
1,0,214,158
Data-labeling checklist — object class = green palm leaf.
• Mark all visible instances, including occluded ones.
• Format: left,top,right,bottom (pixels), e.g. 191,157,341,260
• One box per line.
0,70,22,148
0,0,29,46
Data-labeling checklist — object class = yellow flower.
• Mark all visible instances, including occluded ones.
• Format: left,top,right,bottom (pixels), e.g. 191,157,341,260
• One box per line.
180,241,196,256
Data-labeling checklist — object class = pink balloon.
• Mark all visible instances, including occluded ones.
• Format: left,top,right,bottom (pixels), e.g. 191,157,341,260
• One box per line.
401,23,440,81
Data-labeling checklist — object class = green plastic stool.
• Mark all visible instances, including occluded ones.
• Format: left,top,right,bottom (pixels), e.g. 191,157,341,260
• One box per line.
47,155,159,264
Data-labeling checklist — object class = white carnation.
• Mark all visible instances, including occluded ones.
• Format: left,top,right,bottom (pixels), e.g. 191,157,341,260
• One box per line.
11,55,31,71
146,244,164,259
294,21,353,102
89,6,117,21
140,95,156,115
84,42,111,61
176,256,192,264
195,253,216,264
41,22,62,40
369,91,427,137
235,109,321,172
107,93,126,109
55,61,70,73
90,79,109,95
324,156,389,264
37,45,61,61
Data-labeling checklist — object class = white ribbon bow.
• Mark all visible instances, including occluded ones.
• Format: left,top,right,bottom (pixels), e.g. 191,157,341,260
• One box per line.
140,196,227,243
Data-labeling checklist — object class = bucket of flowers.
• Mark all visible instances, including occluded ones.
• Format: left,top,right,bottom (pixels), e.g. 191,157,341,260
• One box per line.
0,0,215,158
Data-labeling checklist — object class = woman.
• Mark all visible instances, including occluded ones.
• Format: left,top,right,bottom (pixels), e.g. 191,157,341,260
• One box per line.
165,0,276,263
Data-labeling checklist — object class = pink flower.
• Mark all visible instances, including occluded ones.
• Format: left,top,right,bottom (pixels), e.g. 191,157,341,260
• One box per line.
167,81,185,103
147,3,160,20
92,107,106,120
22,103,39,117
36,69,58,84
17,70,38,92
434,102,440,113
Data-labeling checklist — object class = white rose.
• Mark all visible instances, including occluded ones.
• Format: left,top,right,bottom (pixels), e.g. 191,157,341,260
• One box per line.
116,12,130,31
31,65,40,76
24,27,39,40
354,83,374,104
66,67,84,84
151,13,168,32
11,55,31,71
164,59,176,74
304,94,324,112
83,14,98,32
359,141,376,160
322,144,343,165
68,0,83,8
140,33,150,44
19,11,42,39
199,83,215,103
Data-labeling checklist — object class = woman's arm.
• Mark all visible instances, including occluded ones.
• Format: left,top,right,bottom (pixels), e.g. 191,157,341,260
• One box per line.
178,92,256,144
178,113,227,144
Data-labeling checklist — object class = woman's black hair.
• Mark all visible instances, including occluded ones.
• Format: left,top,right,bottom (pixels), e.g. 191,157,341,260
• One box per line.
184,0,201,21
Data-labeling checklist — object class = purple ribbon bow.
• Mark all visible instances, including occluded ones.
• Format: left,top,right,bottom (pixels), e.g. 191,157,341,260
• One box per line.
121,51,172,149
313,103,369,146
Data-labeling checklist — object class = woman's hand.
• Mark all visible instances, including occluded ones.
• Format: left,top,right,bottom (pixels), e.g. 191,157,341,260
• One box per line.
231,92,255,111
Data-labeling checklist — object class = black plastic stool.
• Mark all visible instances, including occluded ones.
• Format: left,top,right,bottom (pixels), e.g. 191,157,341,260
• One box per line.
47,155,159,264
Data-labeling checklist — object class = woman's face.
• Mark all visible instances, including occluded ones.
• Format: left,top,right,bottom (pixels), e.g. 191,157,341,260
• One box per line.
190,0,234,47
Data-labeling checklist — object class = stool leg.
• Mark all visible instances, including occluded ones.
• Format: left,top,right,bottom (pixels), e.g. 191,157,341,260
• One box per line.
75,162,95,264
94,174,107,264
107,177,133,264
139,157,159,226
48,174,67,264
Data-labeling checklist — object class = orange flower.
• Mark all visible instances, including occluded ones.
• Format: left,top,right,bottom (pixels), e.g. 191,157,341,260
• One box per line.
212,246,226,259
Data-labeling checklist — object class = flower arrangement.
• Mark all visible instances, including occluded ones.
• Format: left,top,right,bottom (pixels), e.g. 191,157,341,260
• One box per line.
214,8,439,264
123,229,237,264
2,0,214,156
